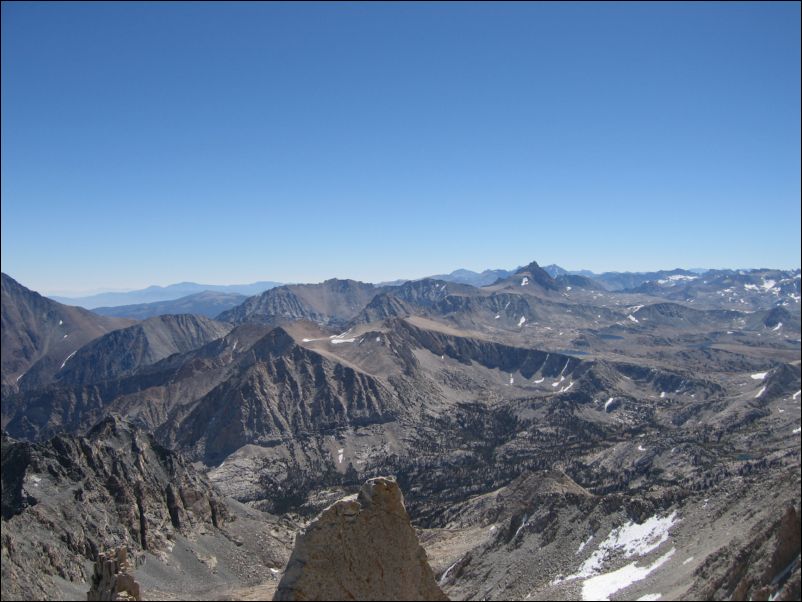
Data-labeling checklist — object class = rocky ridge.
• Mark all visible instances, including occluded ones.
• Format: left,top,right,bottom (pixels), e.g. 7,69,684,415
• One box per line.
1,415,228,600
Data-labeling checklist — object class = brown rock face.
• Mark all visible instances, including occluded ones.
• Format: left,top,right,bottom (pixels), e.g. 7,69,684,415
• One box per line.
86,548,141,601
274,476,448,601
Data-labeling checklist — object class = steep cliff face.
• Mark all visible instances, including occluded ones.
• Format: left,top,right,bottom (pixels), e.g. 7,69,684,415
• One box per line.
397,318,582,379
1,416,227,600
691,504,801,602
274,477,448,601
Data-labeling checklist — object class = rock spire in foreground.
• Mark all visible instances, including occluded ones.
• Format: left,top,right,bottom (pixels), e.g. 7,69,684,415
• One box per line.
86,547,141,601
274,476,448,601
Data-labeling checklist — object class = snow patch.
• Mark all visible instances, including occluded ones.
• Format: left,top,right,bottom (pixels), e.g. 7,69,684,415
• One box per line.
550,510,679,590
60,351,77,369
771,322,782,331
581,548,675,602
604,398,616,411
439,558,462,587
657,274,697,284
518,316,526,327
577,535,593,555
337,448,344,464
578,511,677,576
628,314,639,323
513,515,529,540
534,377,545,384
330,338,356,344
636,594,662,601
755,386,766,398
751,372,768,380
521,277,529,286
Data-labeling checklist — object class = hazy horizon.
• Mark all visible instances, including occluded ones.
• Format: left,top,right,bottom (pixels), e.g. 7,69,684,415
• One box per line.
3,3,800,294
4,259,798,299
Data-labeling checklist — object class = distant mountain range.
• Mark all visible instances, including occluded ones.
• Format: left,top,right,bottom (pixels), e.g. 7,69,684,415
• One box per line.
44,265,800,318
92,291,248,320
49,280,281,309
422,264,711,291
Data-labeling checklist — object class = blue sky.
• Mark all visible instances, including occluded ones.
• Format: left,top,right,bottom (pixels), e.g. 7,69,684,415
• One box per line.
2,2,800,294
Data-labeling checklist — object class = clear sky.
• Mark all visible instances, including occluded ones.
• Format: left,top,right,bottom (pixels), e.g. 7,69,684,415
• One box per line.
2,2,800,294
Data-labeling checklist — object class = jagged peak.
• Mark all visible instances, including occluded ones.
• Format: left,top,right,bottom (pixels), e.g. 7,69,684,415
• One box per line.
516,260,543,274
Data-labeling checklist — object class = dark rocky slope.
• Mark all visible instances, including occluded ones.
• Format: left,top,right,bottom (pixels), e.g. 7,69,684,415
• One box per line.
1,415,228,600
217,279,378,327
1,273,132,400
19,313,232,391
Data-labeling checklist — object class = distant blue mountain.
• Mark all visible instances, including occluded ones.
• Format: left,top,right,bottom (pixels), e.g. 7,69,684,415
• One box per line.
50,280,281,309
429,268,516,287
92,291,248,319
542,264,569,277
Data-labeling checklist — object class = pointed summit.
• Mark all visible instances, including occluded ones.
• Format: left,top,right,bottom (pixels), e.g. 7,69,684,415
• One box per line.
515,260,543,274
515,260,559,290
275,477,448,601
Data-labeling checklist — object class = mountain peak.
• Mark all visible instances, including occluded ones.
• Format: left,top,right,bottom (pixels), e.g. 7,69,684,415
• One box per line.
516,260,543,274
513,260,558,290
